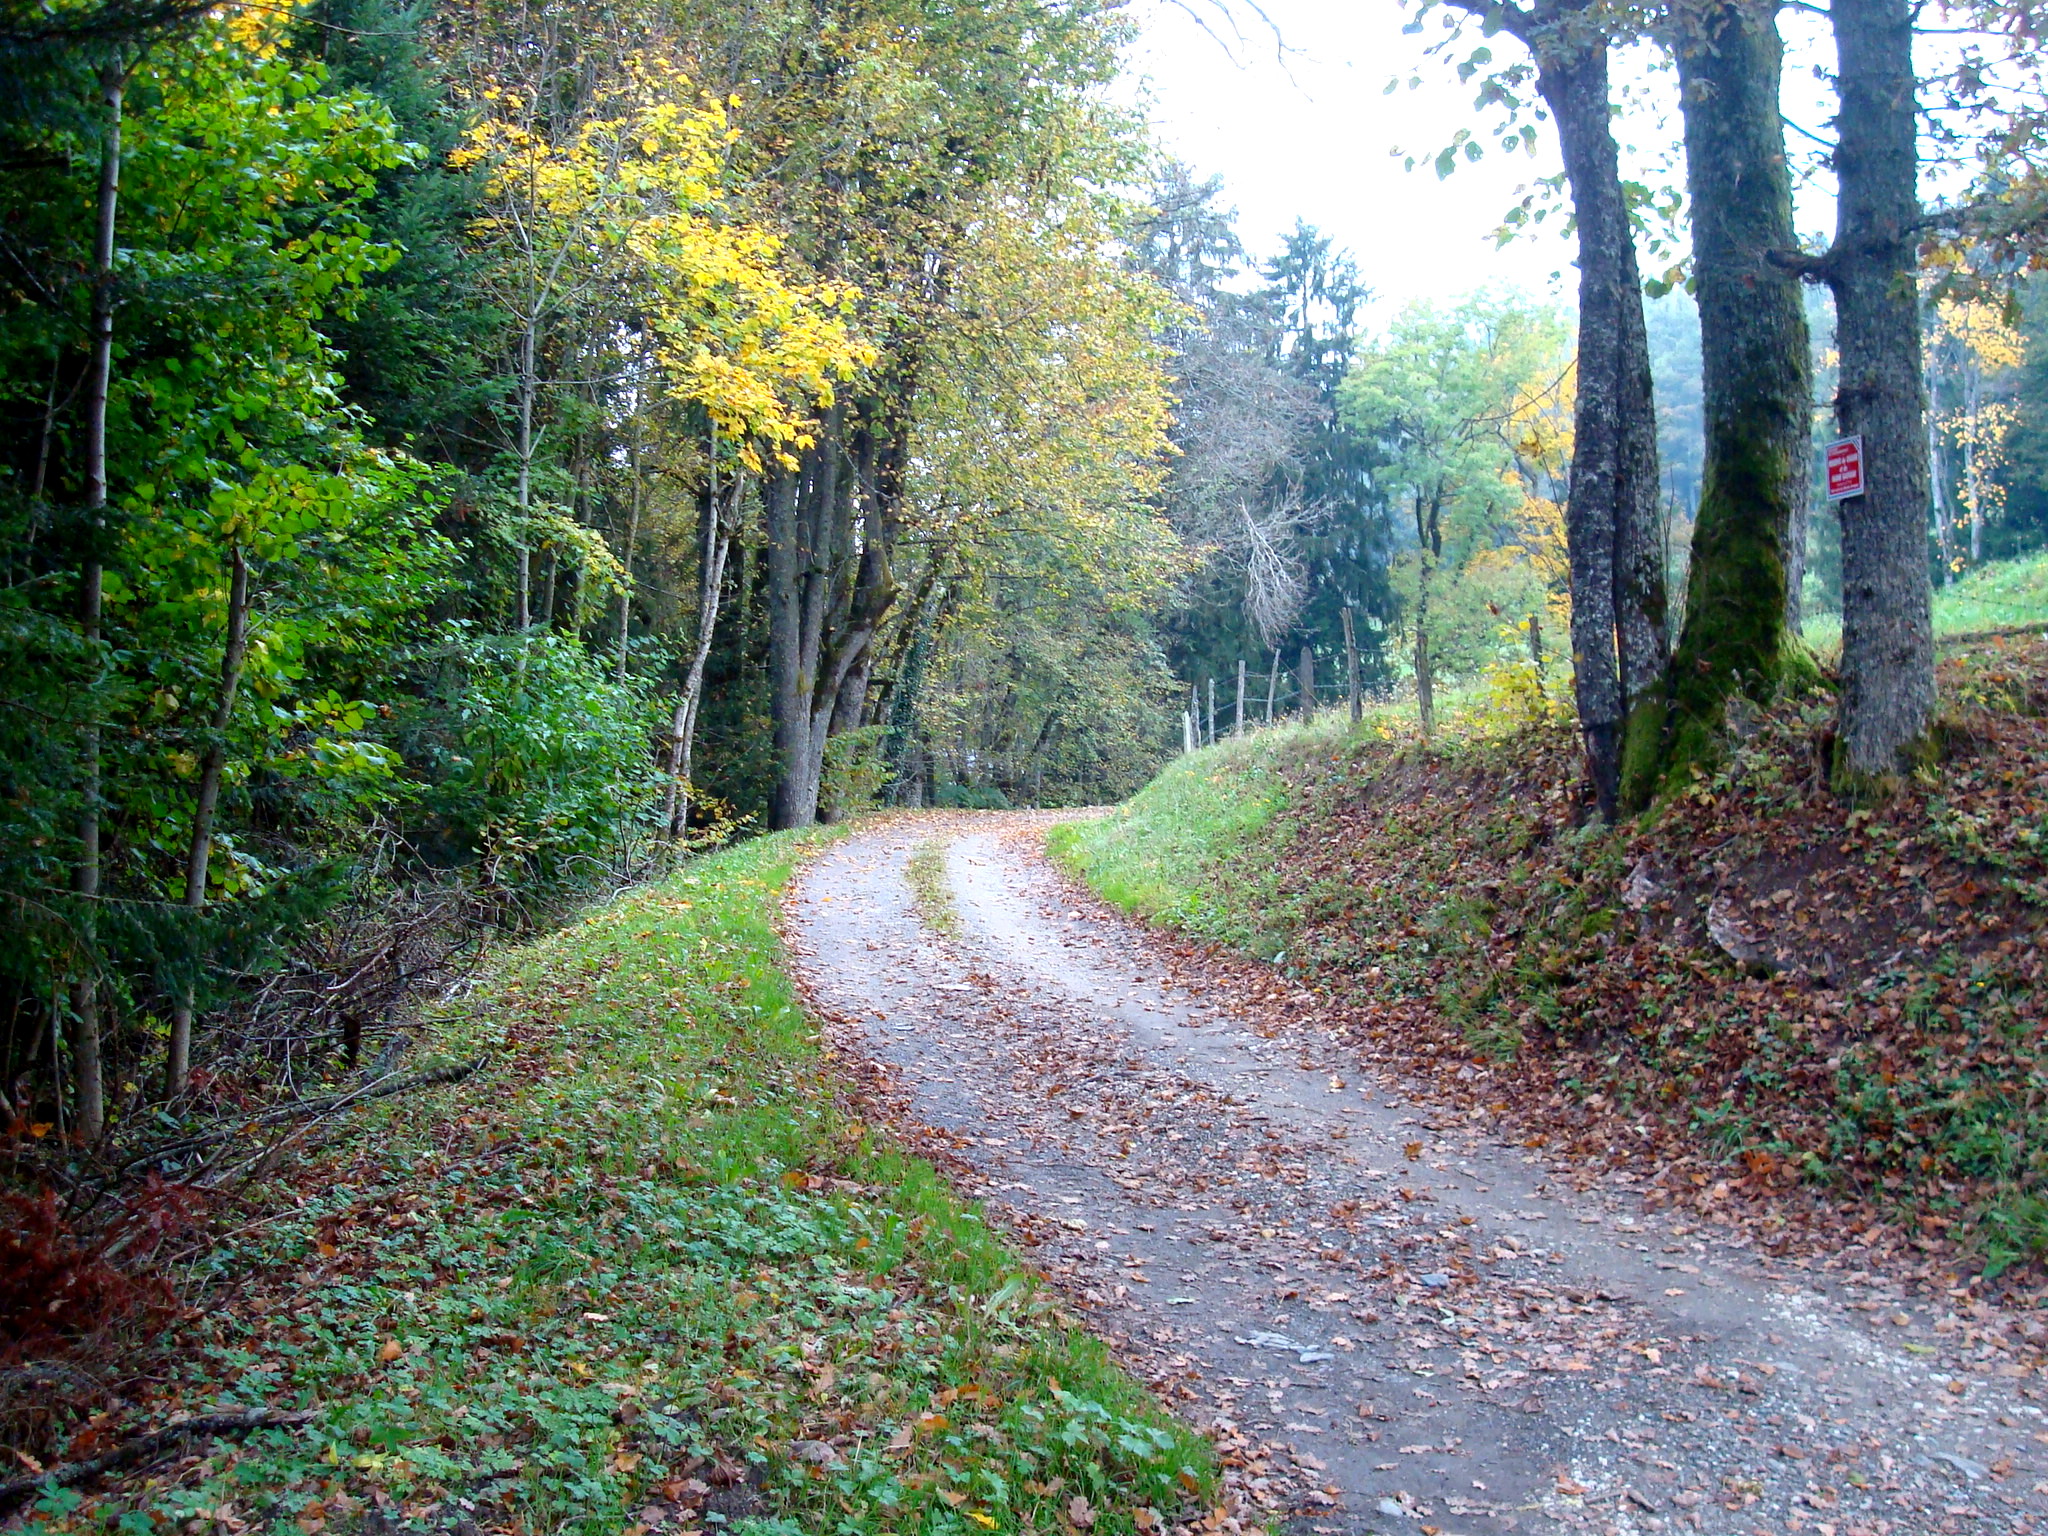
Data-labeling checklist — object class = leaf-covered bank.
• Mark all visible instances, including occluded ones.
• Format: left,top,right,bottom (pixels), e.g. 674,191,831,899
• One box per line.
17,831,1214,1536
1054,636,2048,1287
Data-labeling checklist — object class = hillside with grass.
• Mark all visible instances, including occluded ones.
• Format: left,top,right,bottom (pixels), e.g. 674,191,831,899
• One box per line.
1053,624,2048,1283
1801,547,2048,655
9,834,1214,1536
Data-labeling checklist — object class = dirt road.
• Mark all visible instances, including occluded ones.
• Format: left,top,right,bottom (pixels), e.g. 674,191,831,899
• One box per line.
783,813,2048,1536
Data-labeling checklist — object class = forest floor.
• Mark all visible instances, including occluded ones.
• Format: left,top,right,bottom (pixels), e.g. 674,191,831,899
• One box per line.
787,812,2048,1536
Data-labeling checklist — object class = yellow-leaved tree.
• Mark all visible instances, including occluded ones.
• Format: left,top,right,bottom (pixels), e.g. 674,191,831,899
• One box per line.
457,51,872,827
1927,296,2023,577
886,122,1189,803
456,51,871,624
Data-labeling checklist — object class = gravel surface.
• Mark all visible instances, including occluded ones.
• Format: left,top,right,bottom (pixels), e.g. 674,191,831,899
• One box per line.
783,812,2048,1536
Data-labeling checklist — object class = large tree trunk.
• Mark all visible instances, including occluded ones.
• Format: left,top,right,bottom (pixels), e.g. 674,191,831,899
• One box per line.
167,544,250,1097
1659,0,1812,782
1295,643,1315,721
1456,0,1667,815
71,59,125,1143
1533,32,1661,813
1823,0,1935,779
765,398,903,829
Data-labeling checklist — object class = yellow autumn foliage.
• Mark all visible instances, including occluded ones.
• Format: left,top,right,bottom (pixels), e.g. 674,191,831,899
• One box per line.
456,54,873,467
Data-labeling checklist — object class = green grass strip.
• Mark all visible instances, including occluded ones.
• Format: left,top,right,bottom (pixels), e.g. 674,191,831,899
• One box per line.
906,837,962,939
30,830,1214,1536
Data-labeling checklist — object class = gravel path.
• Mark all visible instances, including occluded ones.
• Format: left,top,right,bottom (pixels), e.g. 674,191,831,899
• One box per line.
783,812,2048,1536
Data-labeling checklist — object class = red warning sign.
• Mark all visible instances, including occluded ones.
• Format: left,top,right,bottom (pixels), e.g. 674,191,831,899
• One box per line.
1825,435,1865,501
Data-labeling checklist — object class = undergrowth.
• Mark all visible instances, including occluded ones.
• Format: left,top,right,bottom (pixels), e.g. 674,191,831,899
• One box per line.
21,831,1214,1535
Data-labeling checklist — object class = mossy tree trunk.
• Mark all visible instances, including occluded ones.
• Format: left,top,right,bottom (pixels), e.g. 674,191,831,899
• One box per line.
1821,0,1935,779
1645,0,1812,800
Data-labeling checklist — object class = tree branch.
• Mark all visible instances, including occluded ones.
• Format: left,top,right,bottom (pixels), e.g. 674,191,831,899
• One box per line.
1766,245,1837,280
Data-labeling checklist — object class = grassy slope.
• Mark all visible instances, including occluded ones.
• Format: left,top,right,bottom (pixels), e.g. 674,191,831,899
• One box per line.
1043,732,1298,950
30,832,1212,1536
1802,547,2048,655
1057,634,2048,1282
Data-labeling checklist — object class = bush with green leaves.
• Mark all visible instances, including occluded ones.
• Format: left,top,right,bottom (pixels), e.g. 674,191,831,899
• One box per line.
399,630,668,892
935,782,1012,810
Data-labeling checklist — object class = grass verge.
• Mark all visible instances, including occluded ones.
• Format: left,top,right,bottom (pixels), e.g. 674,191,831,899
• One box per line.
26,830,1214,1536
1043,733,1294,949
905,838,962,940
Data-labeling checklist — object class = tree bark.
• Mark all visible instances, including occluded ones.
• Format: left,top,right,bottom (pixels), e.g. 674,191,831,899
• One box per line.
1962,358,1984,564
1928,405,1955,584
664,443,739,836
1235,657,1246,736
1265,648,1279,724
166,543,249,1098
765,396,903,829
1413,488,1442,739
1414,605,1434,739
615,406,644,684
514,323,536,631
1660,0,1812,783
765,464,806,829
1454,0,1667,815
1535,24,1665,814
72,58,125,1143
1823,0,1935,779
1296,643,1315,721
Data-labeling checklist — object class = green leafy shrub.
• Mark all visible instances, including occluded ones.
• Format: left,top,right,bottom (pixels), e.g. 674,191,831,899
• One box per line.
820,723,889,821
935,781,1011,810
399,630,666,891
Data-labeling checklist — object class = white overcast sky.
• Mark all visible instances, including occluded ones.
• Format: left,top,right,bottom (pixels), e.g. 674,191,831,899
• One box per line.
1120,0,1851,321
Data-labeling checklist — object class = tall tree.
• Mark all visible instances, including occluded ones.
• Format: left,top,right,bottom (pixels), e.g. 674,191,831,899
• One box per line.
719,0,1136,828
1813,0,1935,778
1262,223,1398,696
1643,0,1812,797
1436,0,1668,815
1136,173,1327,695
